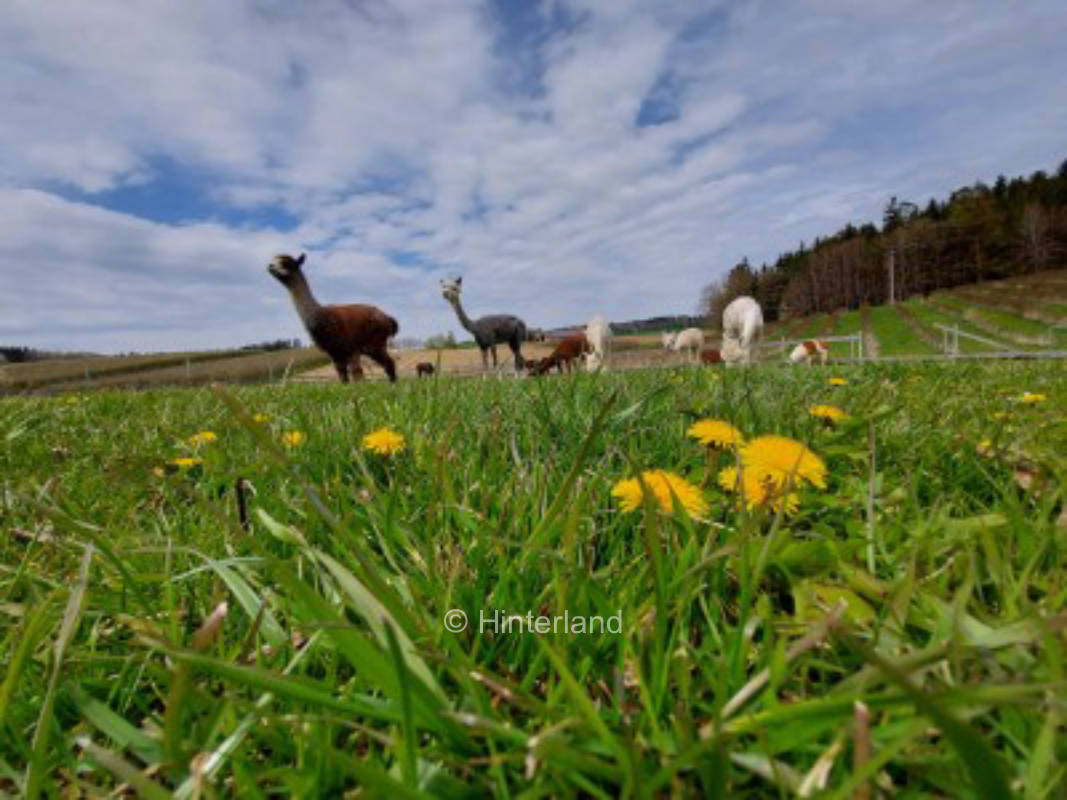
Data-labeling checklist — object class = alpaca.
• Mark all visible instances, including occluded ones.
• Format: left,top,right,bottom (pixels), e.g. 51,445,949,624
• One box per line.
440,276,527,371
583,315,612,371
268,253,398,383
788,340,829,366
720,296,764,366
663,327,705,361
700,348,723,365
530,333,591,375
416,362,436,377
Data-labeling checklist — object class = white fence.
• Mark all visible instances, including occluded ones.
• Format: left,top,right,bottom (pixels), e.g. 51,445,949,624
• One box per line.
932,323,1009,356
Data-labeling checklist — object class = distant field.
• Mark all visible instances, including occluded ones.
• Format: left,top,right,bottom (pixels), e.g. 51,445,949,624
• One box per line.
1,348,329,393
5,269,1066,396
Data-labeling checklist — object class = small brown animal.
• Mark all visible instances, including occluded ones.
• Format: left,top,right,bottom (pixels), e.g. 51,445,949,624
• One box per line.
530,333,592,375
416,362,435,377
700,348,723,365
268,253,398,383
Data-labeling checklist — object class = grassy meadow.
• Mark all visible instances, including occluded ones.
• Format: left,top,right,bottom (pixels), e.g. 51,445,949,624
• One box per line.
1,361,1066,797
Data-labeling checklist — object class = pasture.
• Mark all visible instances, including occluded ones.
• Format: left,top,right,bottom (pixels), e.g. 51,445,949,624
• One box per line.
1,358,1064,797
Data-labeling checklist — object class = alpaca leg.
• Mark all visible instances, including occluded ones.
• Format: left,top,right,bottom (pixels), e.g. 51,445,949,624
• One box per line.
480,348,489,371
333,360,349,383
366,348,397,383
350,355,365,381
509,341,523,372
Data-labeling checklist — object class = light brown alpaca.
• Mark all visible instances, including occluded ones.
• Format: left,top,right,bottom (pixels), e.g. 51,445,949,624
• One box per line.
530,334,592,375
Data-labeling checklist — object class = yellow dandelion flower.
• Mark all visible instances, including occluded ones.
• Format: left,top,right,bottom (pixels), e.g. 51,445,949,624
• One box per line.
717,466,799,514
362,427,406,455
168,457,203,470
976,438,993,457
252,413,269,424
687,419,744,448
187,431,217,446
992,411,1010,421
810,404,848,422
740,435,827,490
828,377,847,386
282,431,305,447
611,470,708,518
1019,392,1046,405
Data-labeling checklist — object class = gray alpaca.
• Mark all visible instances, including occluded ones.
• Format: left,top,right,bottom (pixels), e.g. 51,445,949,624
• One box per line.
440,276,527,371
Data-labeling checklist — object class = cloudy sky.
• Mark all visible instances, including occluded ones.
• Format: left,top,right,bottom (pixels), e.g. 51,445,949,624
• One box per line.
2,0,1065,353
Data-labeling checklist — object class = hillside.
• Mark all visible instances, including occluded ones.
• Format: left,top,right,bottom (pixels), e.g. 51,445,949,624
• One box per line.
757,268,1067,359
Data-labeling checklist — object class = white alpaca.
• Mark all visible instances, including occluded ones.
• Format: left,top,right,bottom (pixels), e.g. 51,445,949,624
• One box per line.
663,327,705,362
584,315,613,371
788,340,828,366
721,296,764,366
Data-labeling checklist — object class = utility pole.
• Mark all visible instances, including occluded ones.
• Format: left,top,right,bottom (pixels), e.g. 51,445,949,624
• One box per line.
887,248,896,305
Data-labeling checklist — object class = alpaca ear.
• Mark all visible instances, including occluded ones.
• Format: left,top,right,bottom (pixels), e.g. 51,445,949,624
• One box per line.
296,253,306,266
456,276,462,286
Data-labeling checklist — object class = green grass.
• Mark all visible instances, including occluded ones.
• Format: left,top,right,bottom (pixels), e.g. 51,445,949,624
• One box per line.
2,363,1066,797
902,300,1017,354
829,310,863,358
867,306,937,357
932,295,1054,344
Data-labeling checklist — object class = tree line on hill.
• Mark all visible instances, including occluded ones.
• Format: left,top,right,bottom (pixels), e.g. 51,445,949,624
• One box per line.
701,158,1067,325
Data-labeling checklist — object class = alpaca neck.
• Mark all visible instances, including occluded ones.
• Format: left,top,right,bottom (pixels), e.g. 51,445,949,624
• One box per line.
448,296,477,335
286,272,322,330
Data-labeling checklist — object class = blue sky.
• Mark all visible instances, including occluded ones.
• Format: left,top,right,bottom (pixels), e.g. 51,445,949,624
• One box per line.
1,0,1065,352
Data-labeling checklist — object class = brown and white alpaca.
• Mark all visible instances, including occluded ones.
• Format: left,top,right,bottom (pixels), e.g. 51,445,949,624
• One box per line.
415,362,436,377
530,333,592,375
788,340,829,366
268,253,398,383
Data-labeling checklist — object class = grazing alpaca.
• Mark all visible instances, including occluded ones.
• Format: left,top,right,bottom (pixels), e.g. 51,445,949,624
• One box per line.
267,253,398,383
720,296,764,366
530,333,591,375
663,327,705,362
416,362,436,377
700,348,723,365
788,340,829,366
583,315,613,371
440,277,527,372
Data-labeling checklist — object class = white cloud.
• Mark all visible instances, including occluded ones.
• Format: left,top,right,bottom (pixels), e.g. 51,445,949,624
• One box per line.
1,0,1065,351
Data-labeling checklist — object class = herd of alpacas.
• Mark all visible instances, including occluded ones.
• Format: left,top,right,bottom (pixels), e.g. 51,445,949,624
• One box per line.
268,252,828,383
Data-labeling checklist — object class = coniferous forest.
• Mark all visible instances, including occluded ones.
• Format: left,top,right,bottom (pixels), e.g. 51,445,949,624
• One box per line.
701,158,1067,323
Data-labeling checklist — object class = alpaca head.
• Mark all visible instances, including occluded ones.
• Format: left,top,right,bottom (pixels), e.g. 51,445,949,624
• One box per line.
661,332,676,350
440,276,463,304
267,252,307,288
721,338,745,364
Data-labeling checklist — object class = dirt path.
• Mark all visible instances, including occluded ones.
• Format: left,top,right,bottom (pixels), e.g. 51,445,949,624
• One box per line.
859,305,881,359
295,342,559,382
893,303,943,352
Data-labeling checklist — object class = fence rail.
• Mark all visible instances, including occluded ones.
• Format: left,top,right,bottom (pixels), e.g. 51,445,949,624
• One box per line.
761,333,865,360
932,323,1010,355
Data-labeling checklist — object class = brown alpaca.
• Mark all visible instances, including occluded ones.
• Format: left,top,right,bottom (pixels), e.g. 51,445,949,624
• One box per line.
268,253,398,383
700,348,723,365
530,334,592,375
416,362,435,377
